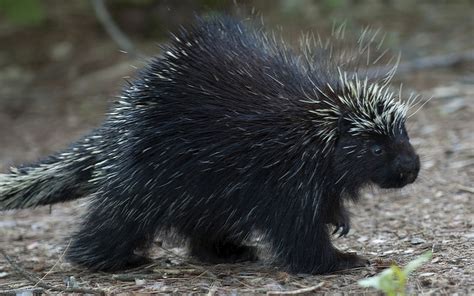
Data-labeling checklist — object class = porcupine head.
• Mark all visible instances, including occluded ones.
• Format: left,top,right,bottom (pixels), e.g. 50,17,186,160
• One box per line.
296,25,421,200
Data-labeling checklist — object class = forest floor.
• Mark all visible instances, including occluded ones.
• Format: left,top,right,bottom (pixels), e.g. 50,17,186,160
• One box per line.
0,2,473,295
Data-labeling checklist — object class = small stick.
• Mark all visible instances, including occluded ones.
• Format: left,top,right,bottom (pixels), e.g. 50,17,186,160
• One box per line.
33,239,71,288
111,269,199,281
457,184,474,194
90,0,139,58
266,282,325,295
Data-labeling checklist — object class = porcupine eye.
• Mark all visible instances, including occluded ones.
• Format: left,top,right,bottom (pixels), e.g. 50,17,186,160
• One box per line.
371,144,384,156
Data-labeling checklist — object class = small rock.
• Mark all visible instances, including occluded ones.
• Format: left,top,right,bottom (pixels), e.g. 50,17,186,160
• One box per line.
419,272,435,277
432,257,441,263
275,271,290,284
0,272,8,278
135,278,147,285
371,238,387,244
420,278,432,287
64,275,79,288
410,237,426,245
26,242,40,250
147,281,164,290
432,244,442,252
449,258,461,264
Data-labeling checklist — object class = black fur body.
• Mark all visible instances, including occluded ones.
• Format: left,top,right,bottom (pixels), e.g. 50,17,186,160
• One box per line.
0,17,420,274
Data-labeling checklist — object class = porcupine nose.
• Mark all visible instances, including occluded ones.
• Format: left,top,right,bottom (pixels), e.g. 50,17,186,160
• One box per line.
397,154,420,184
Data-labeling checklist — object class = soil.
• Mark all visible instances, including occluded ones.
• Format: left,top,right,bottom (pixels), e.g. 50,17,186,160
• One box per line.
0,1,472,295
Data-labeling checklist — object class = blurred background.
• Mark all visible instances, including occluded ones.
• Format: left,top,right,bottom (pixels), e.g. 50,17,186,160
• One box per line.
0,0,472,168
0,1,472,294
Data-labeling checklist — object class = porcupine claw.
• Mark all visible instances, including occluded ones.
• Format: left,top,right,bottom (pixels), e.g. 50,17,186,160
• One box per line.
332,223,350,237
339,224,350,237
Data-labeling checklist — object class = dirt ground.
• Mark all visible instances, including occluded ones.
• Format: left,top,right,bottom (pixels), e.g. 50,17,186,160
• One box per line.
0,2,473,295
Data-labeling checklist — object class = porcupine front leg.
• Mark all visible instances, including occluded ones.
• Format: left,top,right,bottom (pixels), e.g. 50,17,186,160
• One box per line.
325,199,351,237
268,207,367,274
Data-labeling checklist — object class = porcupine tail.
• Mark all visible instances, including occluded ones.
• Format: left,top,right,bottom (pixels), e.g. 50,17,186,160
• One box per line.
0,136,99,210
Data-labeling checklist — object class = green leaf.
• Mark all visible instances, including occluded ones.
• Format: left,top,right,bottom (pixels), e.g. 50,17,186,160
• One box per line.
358,268,395,290
403,251,432,275
358,252,432,295
391,265,406,295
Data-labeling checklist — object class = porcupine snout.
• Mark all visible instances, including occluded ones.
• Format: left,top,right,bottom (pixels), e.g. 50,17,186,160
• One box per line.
394,150,420,186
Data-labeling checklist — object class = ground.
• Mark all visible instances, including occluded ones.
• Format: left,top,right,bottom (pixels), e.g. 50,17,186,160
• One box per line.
0,2,473,295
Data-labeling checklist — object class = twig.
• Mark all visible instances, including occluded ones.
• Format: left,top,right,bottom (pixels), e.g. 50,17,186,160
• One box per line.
33,239,71,288
266,282,325,295
456,184,474,194
111,269,200,281
0,248,105,295
90,0,139,58
366,50,474,79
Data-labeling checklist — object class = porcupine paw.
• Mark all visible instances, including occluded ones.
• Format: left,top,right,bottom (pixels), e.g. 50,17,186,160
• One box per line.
190,241,258,264
329,209,351,237
333,251,369,271
67,245,153,271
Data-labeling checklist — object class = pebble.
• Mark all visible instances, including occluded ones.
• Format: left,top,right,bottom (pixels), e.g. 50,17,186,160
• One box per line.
410,237,426,245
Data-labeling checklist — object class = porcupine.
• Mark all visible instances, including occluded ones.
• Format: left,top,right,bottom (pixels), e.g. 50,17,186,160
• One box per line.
0,16,420,274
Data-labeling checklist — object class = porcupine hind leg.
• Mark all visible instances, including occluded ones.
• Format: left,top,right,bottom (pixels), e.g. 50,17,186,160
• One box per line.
66,199,157,271
189,236,258,264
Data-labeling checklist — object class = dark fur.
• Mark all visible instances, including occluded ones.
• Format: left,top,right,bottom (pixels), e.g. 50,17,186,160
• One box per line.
0,17,420,274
